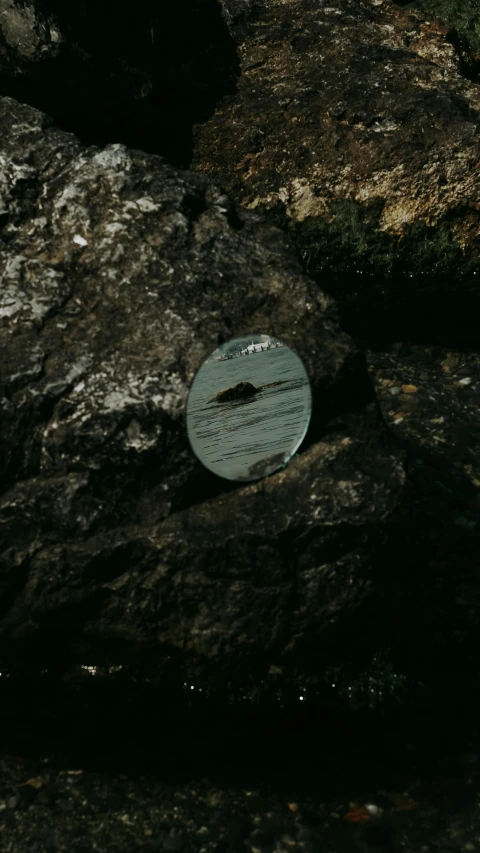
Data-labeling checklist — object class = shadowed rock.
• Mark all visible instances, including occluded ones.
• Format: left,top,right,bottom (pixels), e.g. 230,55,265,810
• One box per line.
0,94,416,690
0,0,240,167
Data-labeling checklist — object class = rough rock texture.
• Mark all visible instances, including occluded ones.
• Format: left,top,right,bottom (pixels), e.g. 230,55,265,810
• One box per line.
395,0,480,57
214,380,260,401
0,341,479,849
0,0,240,167
192,0,480,341
0,95,413,685
0,2,479,850
0,735,480,853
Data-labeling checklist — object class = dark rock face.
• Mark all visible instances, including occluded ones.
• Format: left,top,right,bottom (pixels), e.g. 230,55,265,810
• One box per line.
363,339,480,706
0,4,479,849
0,0,240,167
192,0,480,342
215,380,259,401
0,94,413,686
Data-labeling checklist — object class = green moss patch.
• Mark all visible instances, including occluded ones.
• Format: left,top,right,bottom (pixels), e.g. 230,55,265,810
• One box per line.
272,200,480,341
396,0,480,60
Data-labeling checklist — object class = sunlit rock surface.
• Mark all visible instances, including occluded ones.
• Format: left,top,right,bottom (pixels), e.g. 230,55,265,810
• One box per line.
192,0,480,341
0,95,414,685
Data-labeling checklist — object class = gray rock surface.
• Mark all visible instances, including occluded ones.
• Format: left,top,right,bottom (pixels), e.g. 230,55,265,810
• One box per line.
0,94,410,685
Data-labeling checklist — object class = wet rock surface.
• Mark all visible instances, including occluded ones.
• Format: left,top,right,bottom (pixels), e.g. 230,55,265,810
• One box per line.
192,0,480,342
212,380,260,402
208,378,288,403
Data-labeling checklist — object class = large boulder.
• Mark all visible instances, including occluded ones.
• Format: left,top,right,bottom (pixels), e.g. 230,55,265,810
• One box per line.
192,0,480,342
0,95,415,687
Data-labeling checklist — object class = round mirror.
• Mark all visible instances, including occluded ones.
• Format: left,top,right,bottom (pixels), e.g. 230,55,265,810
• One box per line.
185,334,312,482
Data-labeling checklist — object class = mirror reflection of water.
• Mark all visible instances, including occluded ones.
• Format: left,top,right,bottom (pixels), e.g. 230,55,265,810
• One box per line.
186,345,312,481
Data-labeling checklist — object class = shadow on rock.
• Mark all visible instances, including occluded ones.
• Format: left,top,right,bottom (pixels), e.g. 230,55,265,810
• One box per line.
0,0,240,167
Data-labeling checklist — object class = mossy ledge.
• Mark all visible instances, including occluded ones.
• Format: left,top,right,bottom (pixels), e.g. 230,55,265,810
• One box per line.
394,0,480,70
272,200,480,344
